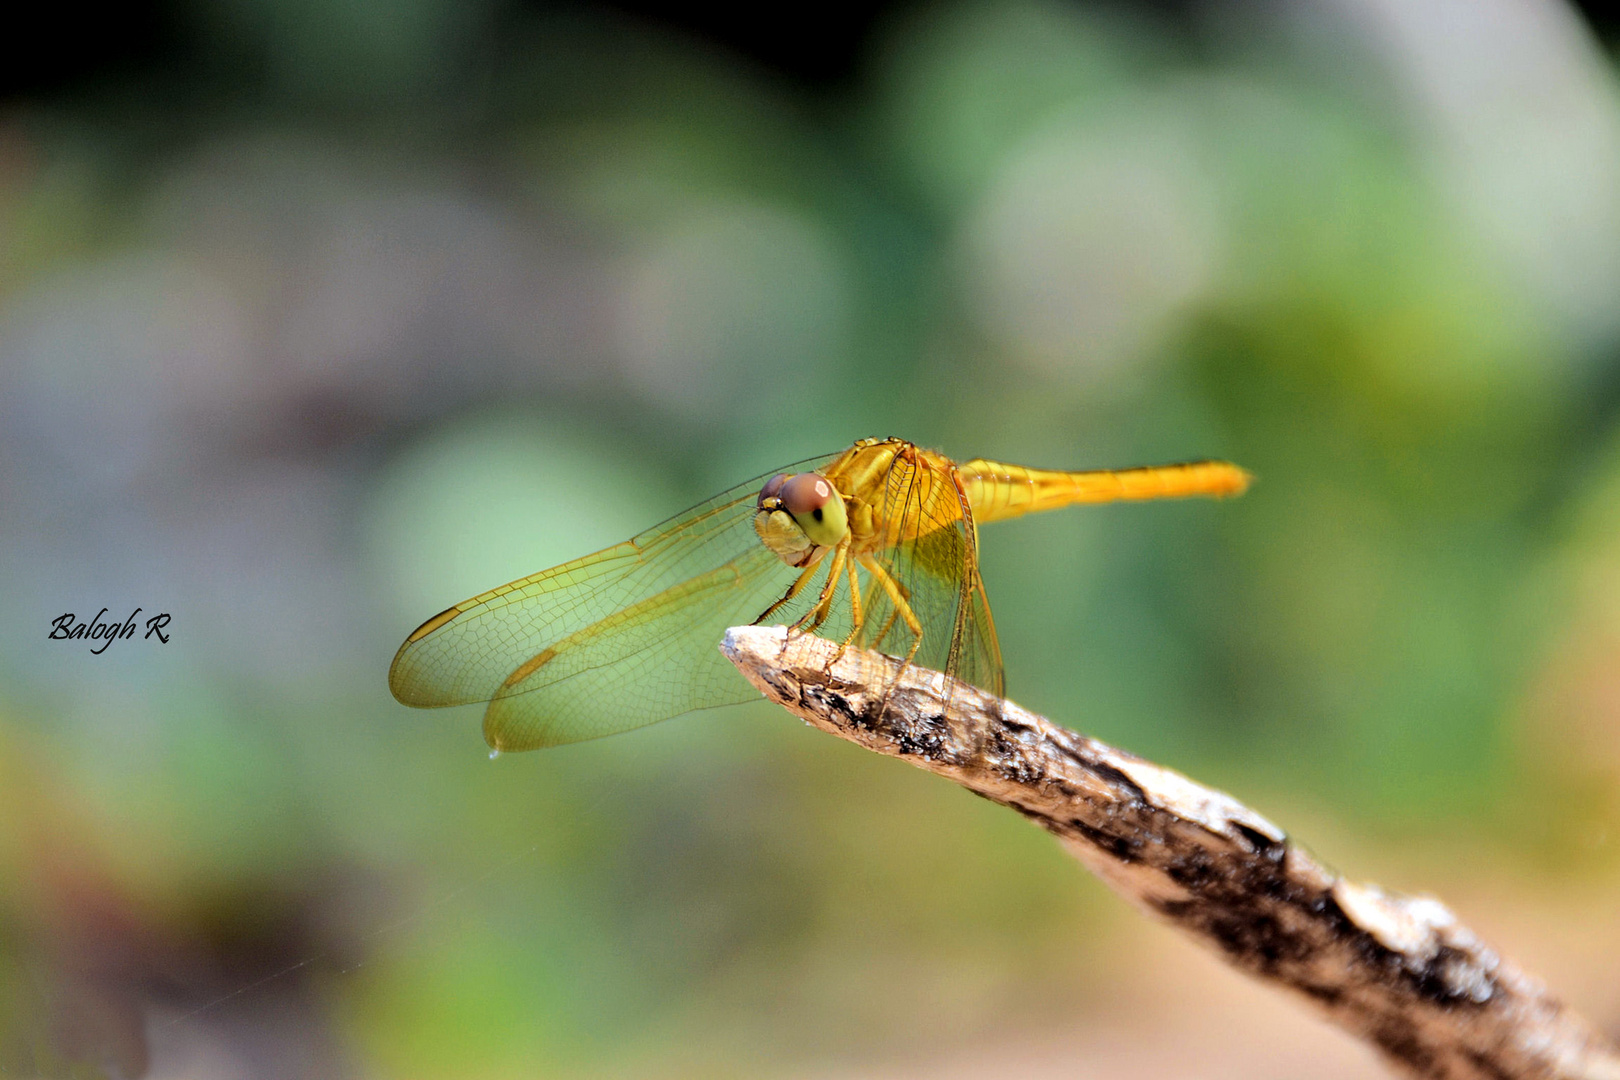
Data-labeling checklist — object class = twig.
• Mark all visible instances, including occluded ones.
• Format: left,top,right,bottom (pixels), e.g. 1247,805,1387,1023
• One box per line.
720,625,1620,1080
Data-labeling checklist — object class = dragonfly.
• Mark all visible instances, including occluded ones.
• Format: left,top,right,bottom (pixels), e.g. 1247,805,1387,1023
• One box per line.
389,437,1250,751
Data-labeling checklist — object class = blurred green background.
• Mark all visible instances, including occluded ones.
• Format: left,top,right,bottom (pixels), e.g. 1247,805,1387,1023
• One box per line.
4,0,1620,1076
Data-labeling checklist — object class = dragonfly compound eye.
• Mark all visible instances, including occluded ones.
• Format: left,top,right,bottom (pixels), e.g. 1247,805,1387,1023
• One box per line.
757,473,789,508
781,473,848,546
780,474,832,515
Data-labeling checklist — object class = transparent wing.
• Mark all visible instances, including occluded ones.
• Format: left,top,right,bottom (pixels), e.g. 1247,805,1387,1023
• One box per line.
389,453,839,750
849,451,1006,698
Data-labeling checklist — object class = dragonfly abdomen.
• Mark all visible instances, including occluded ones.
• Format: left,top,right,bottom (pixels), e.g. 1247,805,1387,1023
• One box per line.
958,459,1251,523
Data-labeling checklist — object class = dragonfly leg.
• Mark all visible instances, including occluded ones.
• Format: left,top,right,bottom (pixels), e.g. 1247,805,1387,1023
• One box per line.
798,540,849,633
866,597,900,648
857,553,922,662
832,555,866,663
840,557,864,641
857,554,925,717
753,557,823,625
856,557,910,649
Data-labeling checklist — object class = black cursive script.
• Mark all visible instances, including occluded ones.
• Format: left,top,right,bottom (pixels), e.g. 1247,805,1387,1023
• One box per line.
49,609,171,653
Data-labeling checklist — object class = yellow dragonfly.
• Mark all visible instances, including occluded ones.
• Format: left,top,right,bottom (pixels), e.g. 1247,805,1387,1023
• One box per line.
389,438,1249,751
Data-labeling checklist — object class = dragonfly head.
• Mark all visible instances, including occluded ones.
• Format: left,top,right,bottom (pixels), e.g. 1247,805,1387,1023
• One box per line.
754,472,849,566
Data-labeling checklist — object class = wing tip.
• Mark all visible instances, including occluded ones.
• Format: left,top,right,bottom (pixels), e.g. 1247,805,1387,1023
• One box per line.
482,702,552,753
390,605,475,708
388,640,467,709
387,658,433,708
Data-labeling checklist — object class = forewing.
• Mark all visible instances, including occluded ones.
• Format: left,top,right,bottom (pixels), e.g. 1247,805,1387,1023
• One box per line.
482,544,794,749
389,453,839,747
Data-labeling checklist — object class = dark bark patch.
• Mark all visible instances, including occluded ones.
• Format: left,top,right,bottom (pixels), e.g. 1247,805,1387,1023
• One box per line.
1079,759,1148,803
894,709,951,759
1068,819,1142,863
1462,1048,1518,1080
1233,821,1287,860
1371,1022,1436,1074
1299,983,1342,1006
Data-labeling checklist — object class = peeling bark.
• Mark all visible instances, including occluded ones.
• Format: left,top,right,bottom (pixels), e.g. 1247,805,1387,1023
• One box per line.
720,625,1620,1080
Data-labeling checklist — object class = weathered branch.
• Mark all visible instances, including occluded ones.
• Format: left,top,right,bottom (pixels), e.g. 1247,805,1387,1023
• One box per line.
720,625,1620,1080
